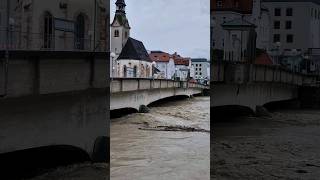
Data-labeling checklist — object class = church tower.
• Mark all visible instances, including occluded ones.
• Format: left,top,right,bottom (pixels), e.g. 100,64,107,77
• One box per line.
111,0,131,58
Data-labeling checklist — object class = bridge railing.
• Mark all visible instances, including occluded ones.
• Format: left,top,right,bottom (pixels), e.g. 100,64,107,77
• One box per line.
111,78,208,93
212,61,318,86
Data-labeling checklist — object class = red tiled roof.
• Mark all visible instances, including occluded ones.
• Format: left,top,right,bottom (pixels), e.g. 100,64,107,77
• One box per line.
172,52,190,66
149,51,171,62
149,51,190,65
211,0,253,14
255,52,273,65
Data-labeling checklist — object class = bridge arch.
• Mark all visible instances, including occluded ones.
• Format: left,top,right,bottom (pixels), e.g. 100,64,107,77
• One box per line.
211,105,255,122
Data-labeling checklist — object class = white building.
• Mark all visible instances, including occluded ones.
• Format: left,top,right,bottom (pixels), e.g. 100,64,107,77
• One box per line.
110,0,130,58
263,0,320,54
212,0,271,52
172,53,193,81
117,37,153,78
191,58,210,80
149,51,176,79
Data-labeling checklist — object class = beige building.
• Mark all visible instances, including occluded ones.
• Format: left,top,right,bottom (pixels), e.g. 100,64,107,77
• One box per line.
4,0,108,51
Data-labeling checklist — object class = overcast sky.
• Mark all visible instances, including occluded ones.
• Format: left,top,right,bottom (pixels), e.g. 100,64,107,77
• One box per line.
110,0,210,59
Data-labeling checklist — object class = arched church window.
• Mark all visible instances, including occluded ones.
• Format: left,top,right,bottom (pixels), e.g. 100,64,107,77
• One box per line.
75,13,85,50
133,66,137,77
123,65,127,77
115,30,119,37
43,12,54,49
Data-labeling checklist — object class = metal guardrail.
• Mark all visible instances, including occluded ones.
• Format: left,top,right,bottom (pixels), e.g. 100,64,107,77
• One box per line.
110,78,209,93
212,61,318,86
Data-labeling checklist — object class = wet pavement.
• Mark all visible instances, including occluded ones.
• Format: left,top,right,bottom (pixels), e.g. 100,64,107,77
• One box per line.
111,96,210,180
212,110,320,180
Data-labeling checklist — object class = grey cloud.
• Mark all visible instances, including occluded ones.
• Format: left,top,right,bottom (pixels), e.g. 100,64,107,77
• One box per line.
110,0,210,59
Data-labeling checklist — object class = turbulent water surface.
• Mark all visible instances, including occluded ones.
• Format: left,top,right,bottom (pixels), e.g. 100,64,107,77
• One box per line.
212,110,320,180
111,96,210,180
28,163,109,180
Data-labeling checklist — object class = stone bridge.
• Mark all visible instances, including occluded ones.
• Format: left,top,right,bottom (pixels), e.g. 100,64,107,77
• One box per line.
211,61,318,111
110,78,208,111
0,51,109,163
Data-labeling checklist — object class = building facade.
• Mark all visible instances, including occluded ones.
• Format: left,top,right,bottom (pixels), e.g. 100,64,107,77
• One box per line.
172,53,194,81
212,0,271,52
191,58,210,80
117,37,153,78
3,0,107,51
110,0,130,58
149,51,176,79
263,0,320,54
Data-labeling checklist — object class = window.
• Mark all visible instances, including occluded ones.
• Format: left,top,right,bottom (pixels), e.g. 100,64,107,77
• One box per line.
286,8,293,16
235,1,239,8
114,30,119,37
199,64,202,67
287,34,294,43
274,21,280,29
43,12,54,49
75,14,85,50
285,21,292,29
196,64,198,67
133,66,137,77
273,34,280,43
275,8,281,16
217,0,222,8
125,31,128,38
199,68,202,71
123,65,127,77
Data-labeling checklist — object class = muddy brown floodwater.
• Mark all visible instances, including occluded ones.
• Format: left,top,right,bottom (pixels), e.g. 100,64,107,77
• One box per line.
27,163,109,180
111,96,210,180
212,110,320,180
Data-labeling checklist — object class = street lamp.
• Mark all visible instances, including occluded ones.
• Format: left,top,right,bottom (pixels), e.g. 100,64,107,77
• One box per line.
110,52,116,80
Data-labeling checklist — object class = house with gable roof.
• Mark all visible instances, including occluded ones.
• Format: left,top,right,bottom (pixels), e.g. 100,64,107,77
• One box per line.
117,37,154,78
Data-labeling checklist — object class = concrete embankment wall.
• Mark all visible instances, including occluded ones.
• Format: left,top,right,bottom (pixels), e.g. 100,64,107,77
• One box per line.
0,90,108,162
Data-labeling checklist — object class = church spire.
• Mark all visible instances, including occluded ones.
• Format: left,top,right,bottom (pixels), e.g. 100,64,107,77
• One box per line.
116,0,126,14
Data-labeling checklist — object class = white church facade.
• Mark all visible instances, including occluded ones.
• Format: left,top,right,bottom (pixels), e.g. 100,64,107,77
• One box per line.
110,0,154,78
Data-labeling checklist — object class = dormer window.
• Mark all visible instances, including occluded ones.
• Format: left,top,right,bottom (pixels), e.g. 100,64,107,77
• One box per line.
114,30,119,37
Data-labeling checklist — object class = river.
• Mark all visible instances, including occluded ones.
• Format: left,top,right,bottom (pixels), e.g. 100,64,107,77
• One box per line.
212,110,320,180
111,96,210,180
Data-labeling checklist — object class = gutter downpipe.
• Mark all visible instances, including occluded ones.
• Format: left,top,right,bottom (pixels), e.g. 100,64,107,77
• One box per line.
3,0,10,97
